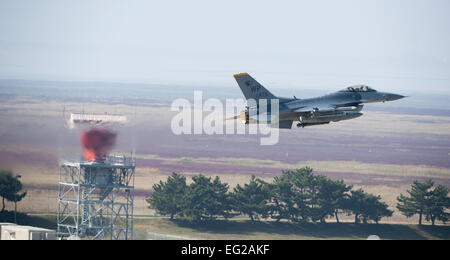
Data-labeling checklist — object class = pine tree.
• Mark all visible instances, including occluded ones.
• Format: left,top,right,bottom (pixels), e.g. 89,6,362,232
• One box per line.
269,176,296,222
314,178,352,223
146,172,187,220
397,180,434,225
0,171,9,212
183,174,232,221
346,188,366,224
0,170,26,212
270,168,314,222
269,167,354,223
365,194,393,224
426,184,450,225
346,189,392,224
232,175,271,221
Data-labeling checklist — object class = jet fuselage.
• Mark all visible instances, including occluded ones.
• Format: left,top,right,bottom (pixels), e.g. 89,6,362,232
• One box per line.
233,73,405,128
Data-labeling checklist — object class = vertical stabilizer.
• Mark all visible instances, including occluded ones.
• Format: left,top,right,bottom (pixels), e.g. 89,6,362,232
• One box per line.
233,73,276,101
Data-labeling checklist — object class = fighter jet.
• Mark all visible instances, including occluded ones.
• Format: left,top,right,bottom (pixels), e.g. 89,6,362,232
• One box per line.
231,73,405,129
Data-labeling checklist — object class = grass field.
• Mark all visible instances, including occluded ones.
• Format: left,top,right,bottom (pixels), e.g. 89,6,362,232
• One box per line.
3,212,448,240
0,211,57,230
134,218,450,240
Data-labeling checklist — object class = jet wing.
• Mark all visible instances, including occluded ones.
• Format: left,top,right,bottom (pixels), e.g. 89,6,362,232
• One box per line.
293,103,364,115
293,104,337,113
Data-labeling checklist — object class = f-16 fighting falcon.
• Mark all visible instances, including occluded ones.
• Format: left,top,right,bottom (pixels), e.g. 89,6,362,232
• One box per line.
231,73,405,129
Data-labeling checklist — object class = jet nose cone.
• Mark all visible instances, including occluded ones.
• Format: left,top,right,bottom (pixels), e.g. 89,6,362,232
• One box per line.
383,93,406,102
389,94,406,101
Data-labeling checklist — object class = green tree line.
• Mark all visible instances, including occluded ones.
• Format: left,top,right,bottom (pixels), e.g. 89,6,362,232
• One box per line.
147,167,449,225
149,167,438,224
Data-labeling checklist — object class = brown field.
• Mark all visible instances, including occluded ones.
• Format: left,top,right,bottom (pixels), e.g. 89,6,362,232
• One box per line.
1,93,450,225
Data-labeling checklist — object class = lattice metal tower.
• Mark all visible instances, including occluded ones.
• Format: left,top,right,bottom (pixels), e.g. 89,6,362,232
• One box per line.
57,154,135,240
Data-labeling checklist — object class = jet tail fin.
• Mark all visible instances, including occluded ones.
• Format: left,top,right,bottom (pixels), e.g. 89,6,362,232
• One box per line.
233,73,276,101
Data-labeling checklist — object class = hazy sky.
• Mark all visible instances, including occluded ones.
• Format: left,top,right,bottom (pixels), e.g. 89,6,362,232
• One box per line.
0,0,449,94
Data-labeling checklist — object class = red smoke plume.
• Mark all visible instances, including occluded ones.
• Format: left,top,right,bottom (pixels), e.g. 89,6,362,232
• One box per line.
81,128,117,162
